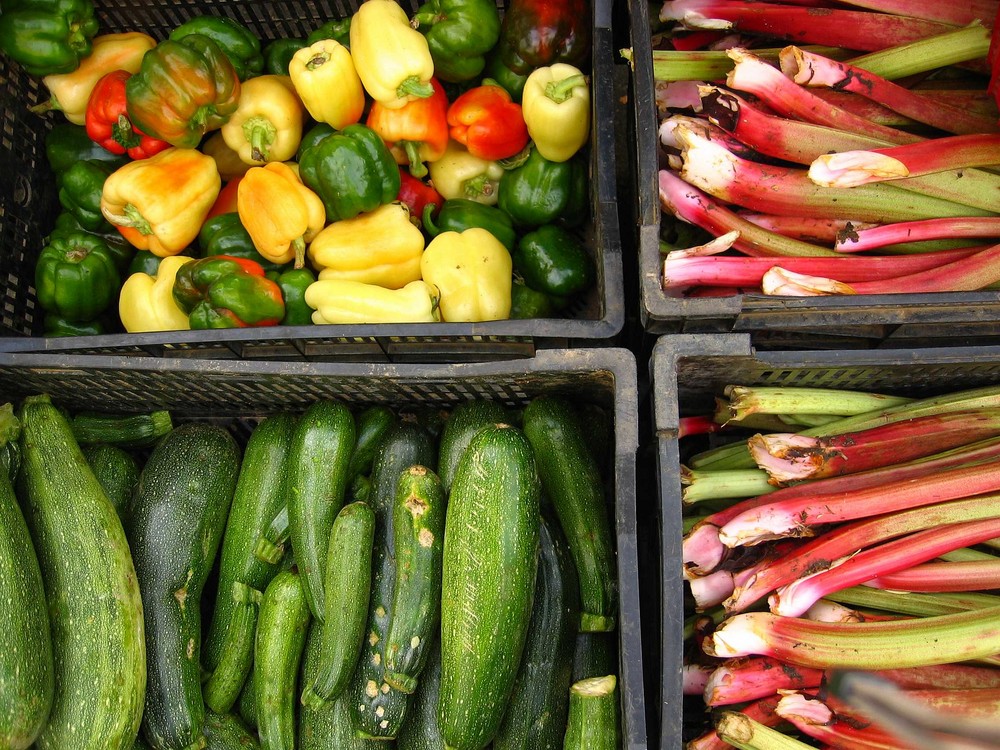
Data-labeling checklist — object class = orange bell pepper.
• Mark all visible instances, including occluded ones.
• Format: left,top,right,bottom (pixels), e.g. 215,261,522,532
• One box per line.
237,161,326,269
366,77,450,179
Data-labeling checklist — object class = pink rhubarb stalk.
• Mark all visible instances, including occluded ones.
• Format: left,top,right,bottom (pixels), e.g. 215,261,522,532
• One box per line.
769,517,1000,617
717,456,1000,547
762,242,1000,296
705,604,1000,669
780,46,999,136
663,248,984,291
725,48,923,145
660,0,957,52
810,134,1000,188
832,0,997,26
679,414,723,438
774,692,915,750
725,493,1000,613
658,169,838,258
683,662,715,695
836,217,1000,254
747,409,1000,483
866,559,1000,593
738,213,877,244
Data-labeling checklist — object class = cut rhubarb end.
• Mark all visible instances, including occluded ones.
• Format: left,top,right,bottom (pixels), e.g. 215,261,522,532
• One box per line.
774,692,833,725
705,612,772,658
808,152,910,187
691,569,737,611
761,267,858,296
748,433,828,483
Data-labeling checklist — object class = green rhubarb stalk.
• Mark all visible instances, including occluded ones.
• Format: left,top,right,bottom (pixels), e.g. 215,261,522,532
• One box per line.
681,467,777,505
827,586,1000,617
714,711,815,750
723,385,913,421
635,45,851,82
847,22,993,81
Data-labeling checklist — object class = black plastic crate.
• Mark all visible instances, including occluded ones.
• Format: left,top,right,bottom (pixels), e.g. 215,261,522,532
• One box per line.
623,0,1000,350
0,345,648,749
0,0,623,361
648,333,1000,750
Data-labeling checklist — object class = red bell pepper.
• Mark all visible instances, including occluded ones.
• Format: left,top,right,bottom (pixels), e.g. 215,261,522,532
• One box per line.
446,83,529,161
396,168,443,228
205,174,244,221
84,69,171,160
366,77,450,178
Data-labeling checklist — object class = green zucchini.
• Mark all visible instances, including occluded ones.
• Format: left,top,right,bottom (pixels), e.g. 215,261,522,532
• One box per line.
384,465,446,694
299,621,387,750
254,505,289,565
82,443,140,518
394,639,443,750
202,712,259,749
133,739,155,750
522,395,617,632
18,394,145,750
348,422,437,740
562,675,620,750
302,501,375,708
573,632,618,683
203,413,297,715
126,423,241,750
0,410,52,750
0,403,21,480
255,569,312,750
70,409,173,448
348,405,397,479
436,399,508,493
493,512,579,750
439,424,540,750
287,400,356,620
236,666,257,732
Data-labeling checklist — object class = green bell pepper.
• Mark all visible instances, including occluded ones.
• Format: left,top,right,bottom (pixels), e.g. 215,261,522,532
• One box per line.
497,146,587,228
262,37,307,75
269,267,316,326
0,0,99,76
50,210,134,272
35,230,121,322
198,212,288,273
422,198,516,251
125,34,242,149
412,0,500,83
509,278,556,319
45,122,127,176
172,255,285,329
306,18,351,48
298,123,401,223
296,122,335,162
43,313,107,337
484,49,529,103
57,159,115,233
126,250,164,278
169,15,264,81
513,224,594,298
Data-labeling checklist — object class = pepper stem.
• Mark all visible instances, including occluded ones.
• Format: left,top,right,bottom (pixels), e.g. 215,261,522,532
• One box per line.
305,51,330,71
463,174,495,200
113,114,140,150
402,141,428,178
545,74,588,104
243,116,276,163
396,75,435,100
104,204,153,235
292,237,306,270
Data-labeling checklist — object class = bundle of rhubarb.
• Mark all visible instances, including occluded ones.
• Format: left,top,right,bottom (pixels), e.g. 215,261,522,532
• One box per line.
678,382,1000,748
640,0,1000,297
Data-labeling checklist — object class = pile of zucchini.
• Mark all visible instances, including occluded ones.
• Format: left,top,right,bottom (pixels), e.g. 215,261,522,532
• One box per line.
0,390,623,750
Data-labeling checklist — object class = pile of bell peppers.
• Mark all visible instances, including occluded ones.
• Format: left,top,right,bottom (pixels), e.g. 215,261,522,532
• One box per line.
2,0,597,334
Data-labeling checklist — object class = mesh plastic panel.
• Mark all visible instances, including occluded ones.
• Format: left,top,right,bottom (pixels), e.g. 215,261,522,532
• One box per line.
649,334,1000,750
0,0,623,360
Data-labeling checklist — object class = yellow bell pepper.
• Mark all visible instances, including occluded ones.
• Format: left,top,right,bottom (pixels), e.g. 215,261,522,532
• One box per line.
238,161,326,269
350,0,436,110
37,32,156,125
220,74,305,165
428,140,505,206
118,255,194,333
201,131,252,181
521,63,591,163
309,202,424,289
306,279,440,324
288,39,365,129
101,147,221,257
419,227,512,322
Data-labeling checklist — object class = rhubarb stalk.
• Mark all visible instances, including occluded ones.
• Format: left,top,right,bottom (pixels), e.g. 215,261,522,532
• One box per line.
681,466,777,504
714,710,816,750
846,22,992,80
831,0,997,27
827,586,1000,618
688,695,782,750
836,218,1000,254
723,384,912,420
866,559,1000,593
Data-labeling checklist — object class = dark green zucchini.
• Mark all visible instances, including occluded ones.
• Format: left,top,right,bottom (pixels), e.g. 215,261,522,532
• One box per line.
203,413,298,715
347,405,396,479
299,621,386,750
562,675,620,750
82,443,140,518
347,422,437,740
493,512,579,750
522,395,617,632
236,667,257,732
0,403,20,480
287,400,356,619
573,632,618,683
70,409,173,448
436,400,508,492
439,424,540,750
301,501,375,708
126,422,241,750
394,638,443,750
0,410,52,750
255,569,312,750
18,394,145,750
384,465,446,694
202,711,259,749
